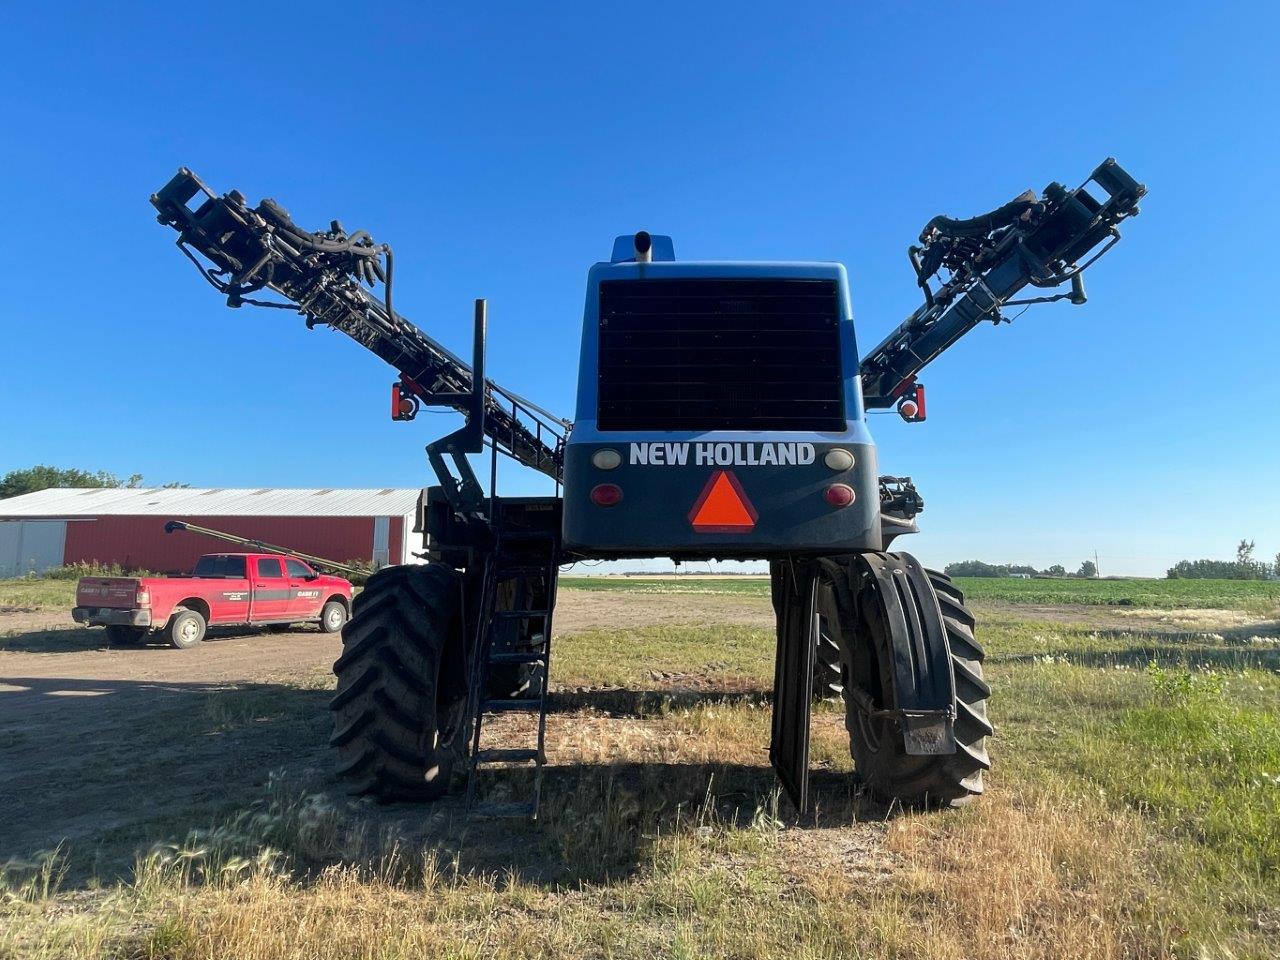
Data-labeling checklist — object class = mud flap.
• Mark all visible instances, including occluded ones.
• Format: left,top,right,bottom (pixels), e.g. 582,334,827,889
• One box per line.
768,559,816,812
859,552,957,755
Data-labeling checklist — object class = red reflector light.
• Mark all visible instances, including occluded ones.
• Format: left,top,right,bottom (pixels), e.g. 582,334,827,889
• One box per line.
136,586,151,606
590,483,623,506
824,484,855,507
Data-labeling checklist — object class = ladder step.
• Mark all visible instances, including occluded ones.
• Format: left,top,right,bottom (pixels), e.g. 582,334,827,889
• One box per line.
488,650,546,665
494,609,550,619
474,748,539,764
470,801,537,819
482,697,543,713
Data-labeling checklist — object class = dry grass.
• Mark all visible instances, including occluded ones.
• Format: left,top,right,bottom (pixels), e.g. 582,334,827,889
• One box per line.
0,781,1215,960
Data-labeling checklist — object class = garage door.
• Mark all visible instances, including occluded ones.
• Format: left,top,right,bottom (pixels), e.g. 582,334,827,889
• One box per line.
0,520,67,577
372,516,390,567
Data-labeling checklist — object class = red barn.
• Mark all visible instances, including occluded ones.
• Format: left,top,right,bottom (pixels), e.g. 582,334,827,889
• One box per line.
0,487,423,577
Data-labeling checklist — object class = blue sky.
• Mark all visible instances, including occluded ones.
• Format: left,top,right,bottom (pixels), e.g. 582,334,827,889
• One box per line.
1,2,1277,576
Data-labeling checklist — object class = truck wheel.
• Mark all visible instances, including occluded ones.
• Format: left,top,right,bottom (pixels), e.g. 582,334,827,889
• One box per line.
818,557,992,807
329,563,470,801
319,600,346,634
105,625,147,646
167,609,207,650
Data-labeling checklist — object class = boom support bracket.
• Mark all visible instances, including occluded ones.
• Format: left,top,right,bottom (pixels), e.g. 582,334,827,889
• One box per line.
426,299,489,513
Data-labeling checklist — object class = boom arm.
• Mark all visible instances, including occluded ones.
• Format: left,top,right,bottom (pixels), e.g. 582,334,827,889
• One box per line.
150,169,566,482
858,158,1146,409
164,520,365,578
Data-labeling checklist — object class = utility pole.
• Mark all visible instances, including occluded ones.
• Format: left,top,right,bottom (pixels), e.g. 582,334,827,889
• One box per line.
1094,550,1101,579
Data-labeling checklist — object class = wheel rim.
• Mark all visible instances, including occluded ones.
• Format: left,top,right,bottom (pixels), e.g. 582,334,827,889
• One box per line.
180,618,199,643
436,693,466,749
849,574,895,755
816,576,884,753
326,607,342,630
815,610,842,697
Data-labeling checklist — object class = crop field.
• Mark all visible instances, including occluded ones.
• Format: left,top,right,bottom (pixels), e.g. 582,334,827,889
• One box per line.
562,573,1280,612
1,574,1278,958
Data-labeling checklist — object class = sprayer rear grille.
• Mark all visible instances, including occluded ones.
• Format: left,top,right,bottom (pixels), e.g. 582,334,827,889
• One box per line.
597,278,844,431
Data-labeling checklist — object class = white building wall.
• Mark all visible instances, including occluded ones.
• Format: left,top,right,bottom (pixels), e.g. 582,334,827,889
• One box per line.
0,520,67,577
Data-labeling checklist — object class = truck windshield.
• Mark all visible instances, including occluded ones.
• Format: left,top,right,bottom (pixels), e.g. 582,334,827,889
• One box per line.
193,555,247,578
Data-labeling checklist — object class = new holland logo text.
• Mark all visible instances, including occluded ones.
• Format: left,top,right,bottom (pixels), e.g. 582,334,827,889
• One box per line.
629,442,816,467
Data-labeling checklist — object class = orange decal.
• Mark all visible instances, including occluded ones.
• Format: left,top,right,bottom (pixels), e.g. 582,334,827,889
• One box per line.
689,470,757,533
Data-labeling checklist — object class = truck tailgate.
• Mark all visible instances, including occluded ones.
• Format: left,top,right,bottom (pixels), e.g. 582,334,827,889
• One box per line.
76,577,141,609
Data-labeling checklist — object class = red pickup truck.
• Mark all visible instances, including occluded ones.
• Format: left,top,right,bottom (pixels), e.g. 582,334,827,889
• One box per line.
73,553,353,649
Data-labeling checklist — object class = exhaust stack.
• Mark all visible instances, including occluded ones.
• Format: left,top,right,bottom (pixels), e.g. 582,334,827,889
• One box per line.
633,231,652,263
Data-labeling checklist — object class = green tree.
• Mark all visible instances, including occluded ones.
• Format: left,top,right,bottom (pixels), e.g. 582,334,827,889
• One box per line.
1237,539,1256,565
1274,552,1280,579
1077,560,1098,578
0,465,145,500
1166,557,1267,580
1045,564,1067,577
944,560,1008,578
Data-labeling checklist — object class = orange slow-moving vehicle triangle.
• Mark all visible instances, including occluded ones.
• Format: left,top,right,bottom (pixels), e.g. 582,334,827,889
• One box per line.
689,470,758,533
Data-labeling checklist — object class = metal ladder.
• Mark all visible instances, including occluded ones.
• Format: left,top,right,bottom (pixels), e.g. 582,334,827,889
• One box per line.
464,527,560,819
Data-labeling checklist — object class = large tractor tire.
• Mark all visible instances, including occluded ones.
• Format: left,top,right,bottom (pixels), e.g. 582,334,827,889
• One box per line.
329,563,471,801
816,557,992,807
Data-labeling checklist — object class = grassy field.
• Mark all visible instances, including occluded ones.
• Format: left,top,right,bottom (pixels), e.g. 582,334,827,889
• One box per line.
563,574,1280,614
2,576,1278,958
952,575,1280,613
0,577,75,612
10,572,1279,614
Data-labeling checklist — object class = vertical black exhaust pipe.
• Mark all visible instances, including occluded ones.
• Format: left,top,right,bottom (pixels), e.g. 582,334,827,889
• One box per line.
634,231,652,263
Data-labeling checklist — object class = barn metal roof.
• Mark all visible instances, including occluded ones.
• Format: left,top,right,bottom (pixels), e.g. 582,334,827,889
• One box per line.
0,487,421,518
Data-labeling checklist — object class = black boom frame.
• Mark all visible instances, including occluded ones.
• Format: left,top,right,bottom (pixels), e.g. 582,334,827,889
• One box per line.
858,158,1145,408
150,169,567,513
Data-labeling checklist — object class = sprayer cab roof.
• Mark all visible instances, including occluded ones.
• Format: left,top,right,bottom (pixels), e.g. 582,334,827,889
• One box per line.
605,231,846,275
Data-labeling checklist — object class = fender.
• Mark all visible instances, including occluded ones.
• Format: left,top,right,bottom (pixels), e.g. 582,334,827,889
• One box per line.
768,558,816,812
849,552,957,756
